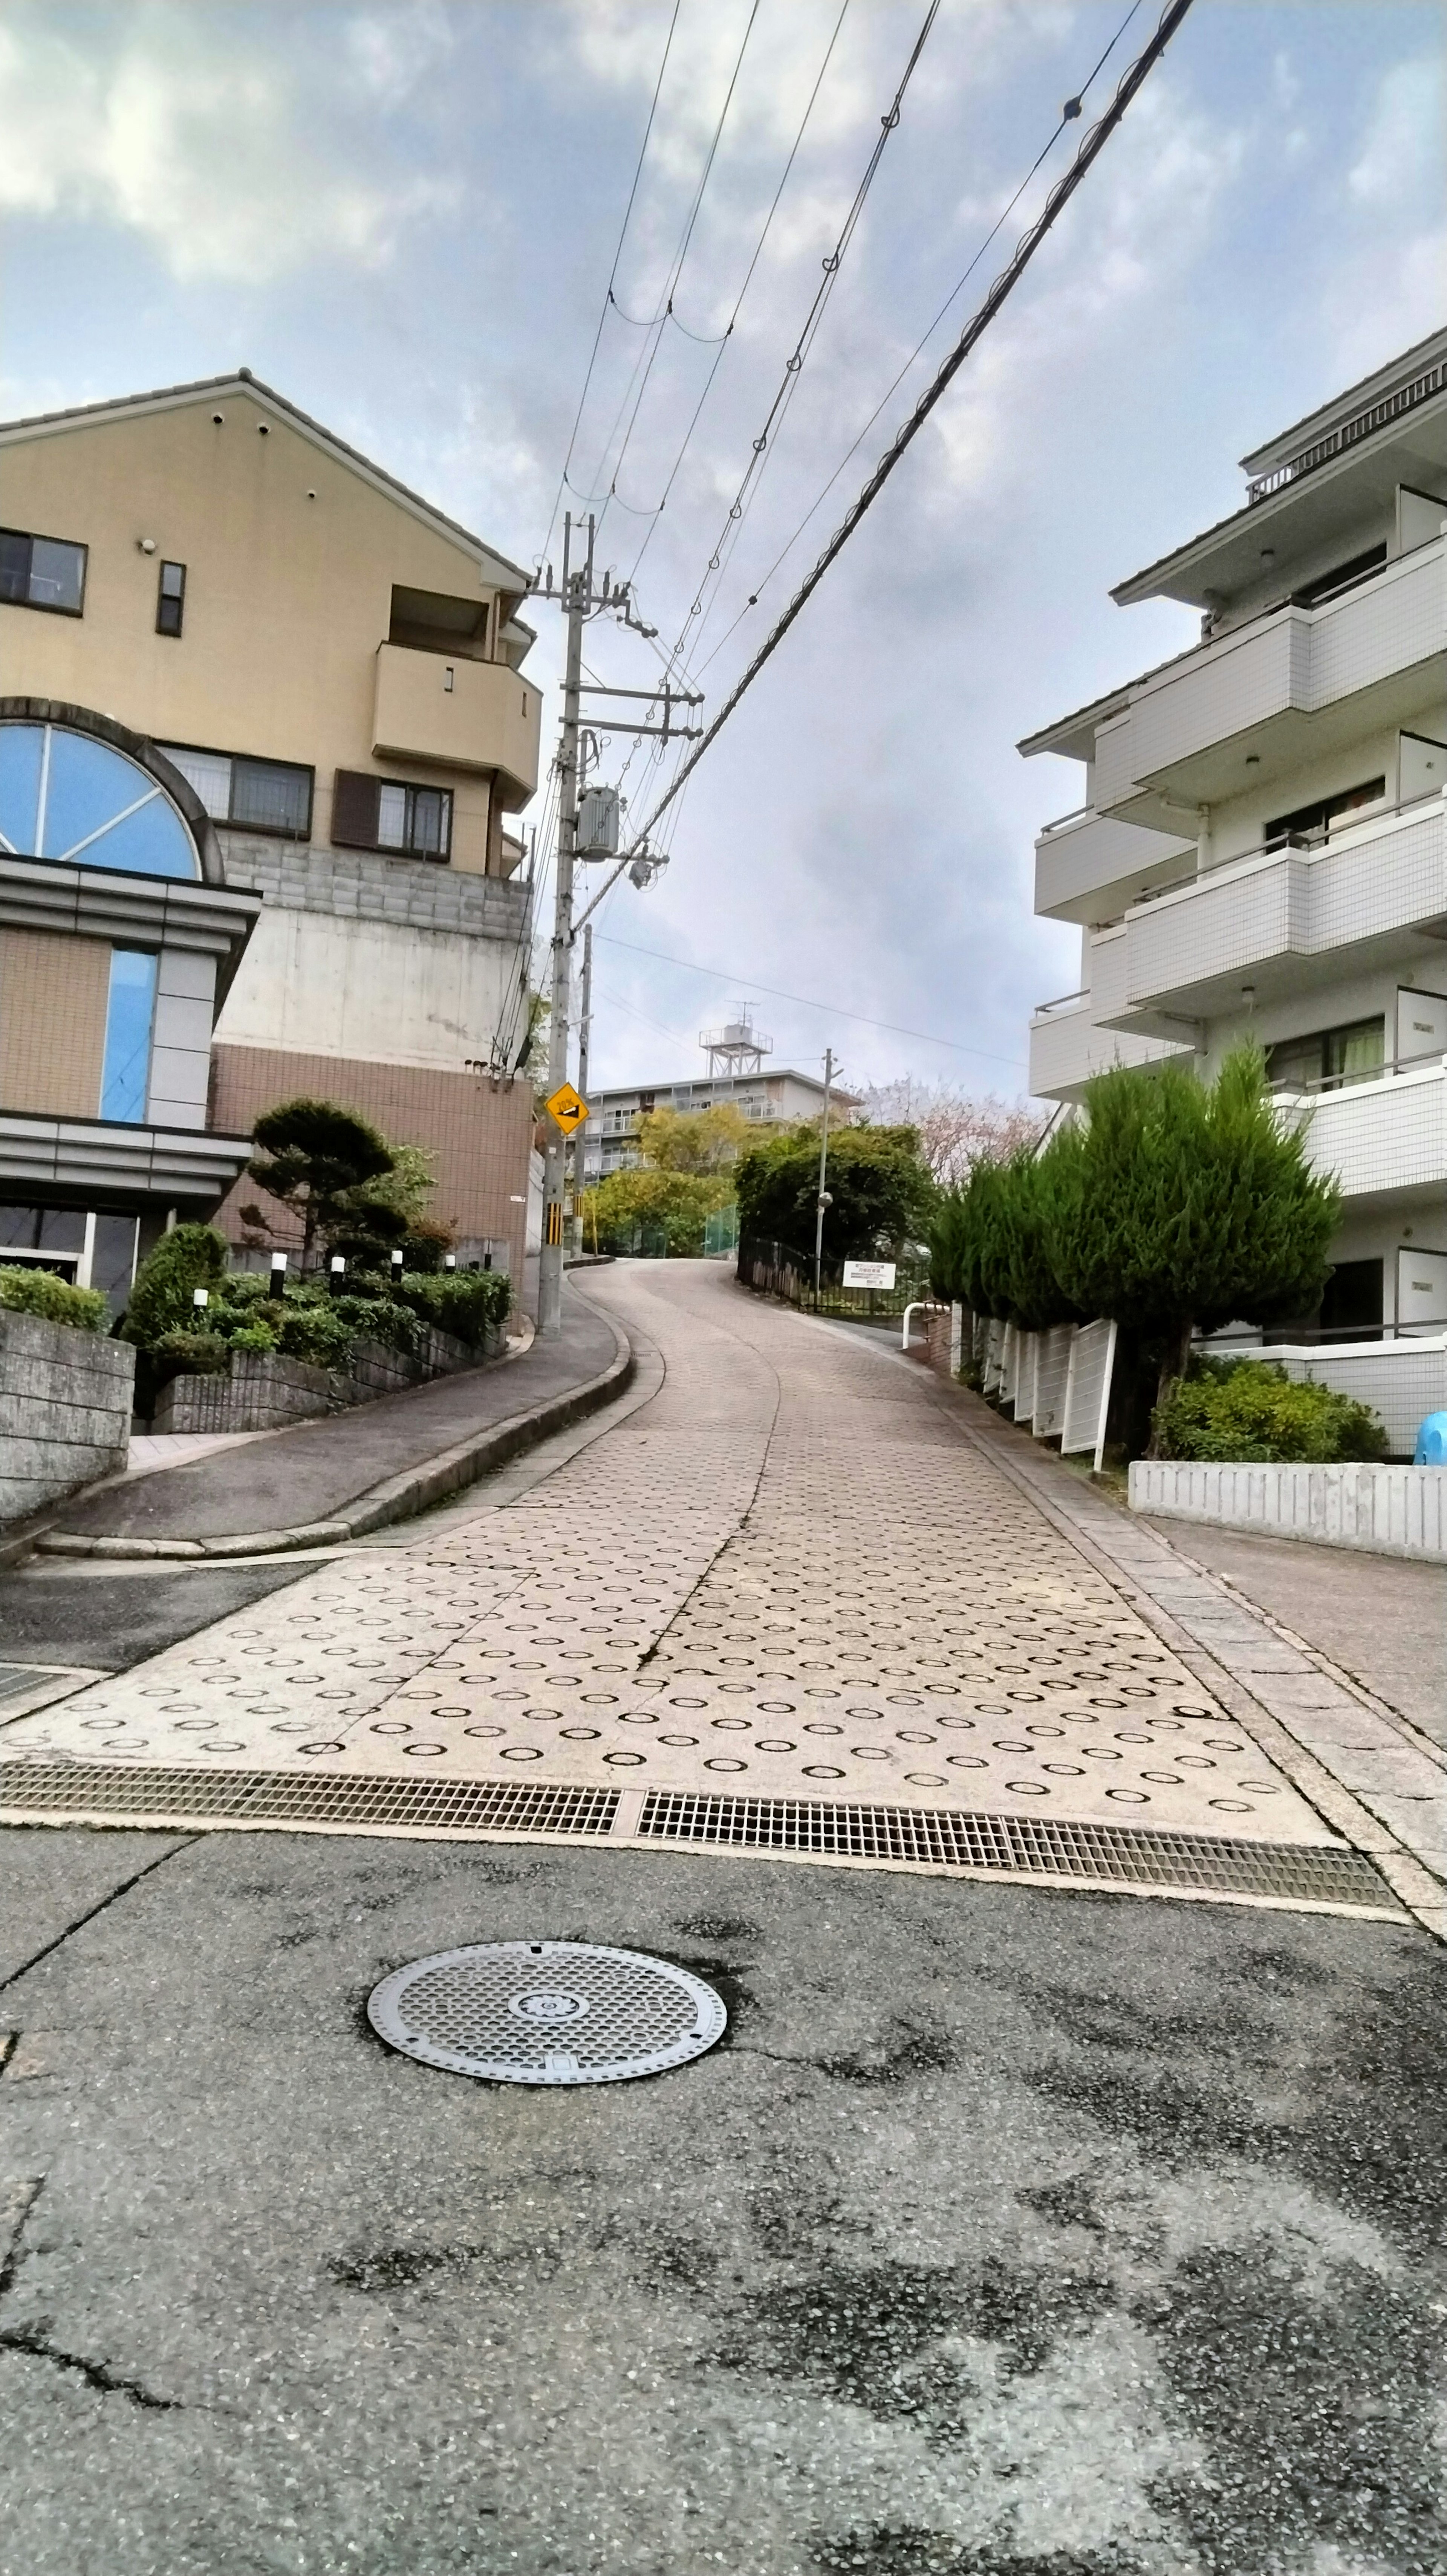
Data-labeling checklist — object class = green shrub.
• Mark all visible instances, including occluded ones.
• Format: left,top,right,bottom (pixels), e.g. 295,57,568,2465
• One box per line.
330,1293,421,1359
150,1328,231,1377
121,1223,227,1346
1151,1356,1387,1464
0,1267,108,1332
228,1321,279,1353
398,1269,509,1346
274,1302,355,1369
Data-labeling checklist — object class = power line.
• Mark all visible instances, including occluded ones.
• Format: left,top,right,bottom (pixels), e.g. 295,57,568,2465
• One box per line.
665,0,942,678
540,0,682,565
623,0,852,576
591,1,763,542
575,0,1199,934
695,0,1146,679
593,930,1028,1069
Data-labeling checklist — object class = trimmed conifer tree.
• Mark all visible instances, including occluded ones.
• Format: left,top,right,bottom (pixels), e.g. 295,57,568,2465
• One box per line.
1048,1045,1341,1438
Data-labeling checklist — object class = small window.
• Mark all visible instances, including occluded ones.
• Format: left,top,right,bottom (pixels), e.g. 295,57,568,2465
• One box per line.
101,950,158,1124
1267,1016,1385,1095
0,526,87,616
157,743,313,839
156,560,186,637
1265,777,1386,848
332,770,453,860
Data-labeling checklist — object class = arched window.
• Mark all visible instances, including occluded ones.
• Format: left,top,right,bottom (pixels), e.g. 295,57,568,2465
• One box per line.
0,719,200,880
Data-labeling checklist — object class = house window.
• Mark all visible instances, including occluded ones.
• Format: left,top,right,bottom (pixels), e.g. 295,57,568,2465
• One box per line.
1267,1016,1385,1095
156,560,186,637
1290,543,1386,611
1265,777,1386,848
332,770,453,861
158,744,313,839
0,526,87,616
100,950,158,1123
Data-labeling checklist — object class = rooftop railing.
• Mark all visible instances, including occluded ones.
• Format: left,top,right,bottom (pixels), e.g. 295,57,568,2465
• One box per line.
1246,358,1445,502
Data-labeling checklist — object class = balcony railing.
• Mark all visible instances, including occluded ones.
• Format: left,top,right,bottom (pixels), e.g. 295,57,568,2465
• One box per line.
1247,358,1445,503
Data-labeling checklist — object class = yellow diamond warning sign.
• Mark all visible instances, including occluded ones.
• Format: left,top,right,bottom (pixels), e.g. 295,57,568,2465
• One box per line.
545,1082,589,1134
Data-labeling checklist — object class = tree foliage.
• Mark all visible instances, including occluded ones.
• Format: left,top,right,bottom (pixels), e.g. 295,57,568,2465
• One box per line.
246,1098,397,1270
861,1080,1046,1185
635,1103,750,1173
1048,1049,1341,1377
583,1167,731,1257
735,1123,935,1263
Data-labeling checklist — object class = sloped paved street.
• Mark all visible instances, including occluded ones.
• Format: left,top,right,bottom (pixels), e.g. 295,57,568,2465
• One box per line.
2,1263,1445,2574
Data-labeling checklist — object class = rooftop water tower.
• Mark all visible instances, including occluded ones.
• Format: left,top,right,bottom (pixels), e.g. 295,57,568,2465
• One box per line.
701,1007,773,1080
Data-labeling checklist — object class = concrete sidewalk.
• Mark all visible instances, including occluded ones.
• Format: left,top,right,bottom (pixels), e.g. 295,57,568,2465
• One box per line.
34,1293,626,1554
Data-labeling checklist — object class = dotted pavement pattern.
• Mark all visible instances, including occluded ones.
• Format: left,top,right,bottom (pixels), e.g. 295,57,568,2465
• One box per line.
0,1263,1359,1877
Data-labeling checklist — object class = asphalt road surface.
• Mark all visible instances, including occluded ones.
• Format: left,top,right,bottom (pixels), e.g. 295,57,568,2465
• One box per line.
1,1262,1442,2574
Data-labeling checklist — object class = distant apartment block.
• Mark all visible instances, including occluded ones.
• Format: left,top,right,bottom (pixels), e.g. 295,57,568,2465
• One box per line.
0,371,543,1294
1022,327,1447,1342
580,1012,859,1185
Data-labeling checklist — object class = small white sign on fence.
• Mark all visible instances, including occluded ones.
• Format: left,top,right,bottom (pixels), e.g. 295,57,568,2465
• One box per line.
842,1260,897,1289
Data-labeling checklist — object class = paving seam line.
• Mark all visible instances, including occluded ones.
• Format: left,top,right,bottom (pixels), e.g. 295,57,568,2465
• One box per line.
790,1310,1445,1940
23,1324,635,1567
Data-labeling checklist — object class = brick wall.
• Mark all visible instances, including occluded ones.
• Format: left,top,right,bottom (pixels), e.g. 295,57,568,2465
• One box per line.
209,1044,534,1274
0,1308,135,1523
0,929,109,1116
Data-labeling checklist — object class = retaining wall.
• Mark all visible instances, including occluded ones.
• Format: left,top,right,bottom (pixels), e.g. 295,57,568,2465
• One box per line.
1129,1458,1447,1563
152,1325,488,1435
0,1310,135,1523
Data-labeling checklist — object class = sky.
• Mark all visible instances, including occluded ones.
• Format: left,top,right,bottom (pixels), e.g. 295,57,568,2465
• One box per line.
2,0,1442,1104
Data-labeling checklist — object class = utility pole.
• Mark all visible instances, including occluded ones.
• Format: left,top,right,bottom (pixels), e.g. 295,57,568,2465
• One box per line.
571,921,593,1258
814,1046,835,1303
537,512,592,1339
529,520,699,1329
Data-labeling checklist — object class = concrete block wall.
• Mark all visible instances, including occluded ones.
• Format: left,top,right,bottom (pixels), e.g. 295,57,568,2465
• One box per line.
1130,1458,1447,1563
154,1352,337,1434
0,1309,135,1523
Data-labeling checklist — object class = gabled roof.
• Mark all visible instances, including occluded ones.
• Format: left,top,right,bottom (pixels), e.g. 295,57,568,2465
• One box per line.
0,370,534,596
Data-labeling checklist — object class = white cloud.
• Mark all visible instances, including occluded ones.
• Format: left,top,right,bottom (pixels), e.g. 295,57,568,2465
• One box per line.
346,3,454,101
0,5,459,283
1348,51,1442,204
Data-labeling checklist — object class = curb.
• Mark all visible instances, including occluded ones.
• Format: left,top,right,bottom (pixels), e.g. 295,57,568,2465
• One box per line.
27,1322,634,1565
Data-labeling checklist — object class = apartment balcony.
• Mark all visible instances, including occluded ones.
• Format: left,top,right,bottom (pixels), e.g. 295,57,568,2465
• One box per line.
1034,806,1194,924
1287,1058,1447,1209
1094,538,1446,827
372,645,542,807
1103,790,1447,1026
1028,987,1193,1101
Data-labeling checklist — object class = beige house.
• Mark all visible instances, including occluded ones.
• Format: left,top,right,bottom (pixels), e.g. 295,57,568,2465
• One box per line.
0,369,543,1297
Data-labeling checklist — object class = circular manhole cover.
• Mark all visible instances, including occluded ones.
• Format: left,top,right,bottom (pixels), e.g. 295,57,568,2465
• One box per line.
366,1942,727,2087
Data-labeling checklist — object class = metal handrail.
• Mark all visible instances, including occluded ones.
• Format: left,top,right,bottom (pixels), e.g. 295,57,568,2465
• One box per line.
1031,987,1089,1018
1130,785,1447,912
1271,1043,1446,1101
1247,359,1445,503
1037,804,1092,838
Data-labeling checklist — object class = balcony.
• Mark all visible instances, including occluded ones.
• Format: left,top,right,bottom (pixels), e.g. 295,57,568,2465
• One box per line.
1286,1058,1447,1207
372,645,541,807
1034,806,1194,924
1094,538,1446,826
1028,988,1193,1100
1103,790,1447,1025
0,1109,255,1204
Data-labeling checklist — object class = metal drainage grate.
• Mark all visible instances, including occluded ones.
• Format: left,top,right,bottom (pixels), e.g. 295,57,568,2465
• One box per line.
0,1762,619,1840
636,1791,1402,1913
367,1942,727,2086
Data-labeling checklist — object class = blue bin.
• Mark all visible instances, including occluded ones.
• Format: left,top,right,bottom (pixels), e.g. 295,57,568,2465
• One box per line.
1414,1410,1447,1466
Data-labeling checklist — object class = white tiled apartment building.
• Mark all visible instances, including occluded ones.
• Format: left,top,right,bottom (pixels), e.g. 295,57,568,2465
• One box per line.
1022,328,1447,1343
581,1064,858,1186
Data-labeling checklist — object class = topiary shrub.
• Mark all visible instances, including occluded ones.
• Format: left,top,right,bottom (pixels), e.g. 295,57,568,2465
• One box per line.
121,1224,228,1347
1151,1355,1387,1464
274,1301,356,1370
0,1267,107,1332
150,1329,232,1378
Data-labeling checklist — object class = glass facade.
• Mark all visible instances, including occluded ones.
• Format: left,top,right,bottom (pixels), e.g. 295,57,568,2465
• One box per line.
100,950,158,1122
